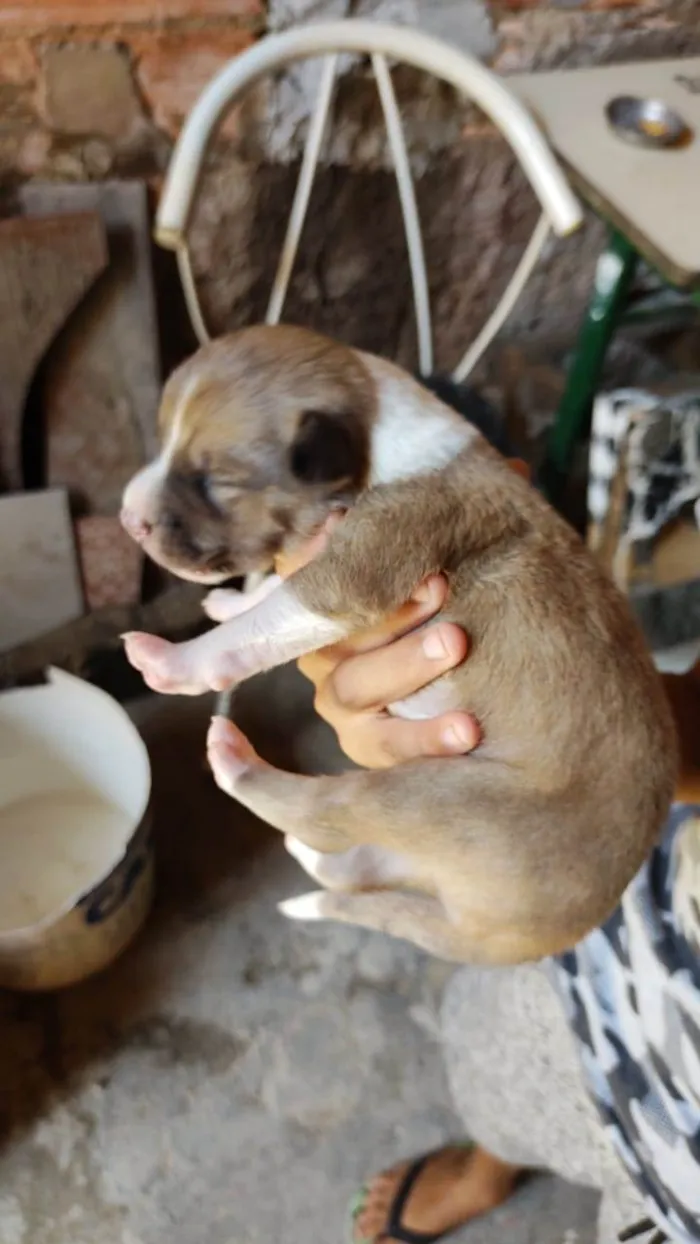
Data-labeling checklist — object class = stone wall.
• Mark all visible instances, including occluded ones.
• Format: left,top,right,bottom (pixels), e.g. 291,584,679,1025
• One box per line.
1,0,700,375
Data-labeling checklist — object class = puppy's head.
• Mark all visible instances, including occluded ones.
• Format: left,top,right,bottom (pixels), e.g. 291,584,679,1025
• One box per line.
121,325,374,582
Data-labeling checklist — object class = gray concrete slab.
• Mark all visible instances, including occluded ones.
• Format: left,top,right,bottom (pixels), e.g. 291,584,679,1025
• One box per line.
0,669,598,1244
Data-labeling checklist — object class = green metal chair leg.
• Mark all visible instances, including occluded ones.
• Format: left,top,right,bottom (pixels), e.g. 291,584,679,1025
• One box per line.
541,230,639,506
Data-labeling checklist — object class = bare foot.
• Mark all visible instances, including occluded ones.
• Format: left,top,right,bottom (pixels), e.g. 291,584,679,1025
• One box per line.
351,1144,523,1243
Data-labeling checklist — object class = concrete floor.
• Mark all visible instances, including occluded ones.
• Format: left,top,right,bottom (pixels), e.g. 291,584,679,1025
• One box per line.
0,667,598,1244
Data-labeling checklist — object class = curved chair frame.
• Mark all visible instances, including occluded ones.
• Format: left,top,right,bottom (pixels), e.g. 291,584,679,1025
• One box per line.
156,20,583,381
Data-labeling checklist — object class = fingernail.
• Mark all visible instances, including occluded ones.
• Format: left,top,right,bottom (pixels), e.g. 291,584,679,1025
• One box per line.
423,629,448,660
442,722,474,751
413,577,438,604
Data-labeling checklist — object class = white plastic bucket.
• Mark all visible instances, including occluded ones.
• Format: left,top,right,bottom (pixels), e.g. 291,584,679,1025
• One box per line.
0,667,153,991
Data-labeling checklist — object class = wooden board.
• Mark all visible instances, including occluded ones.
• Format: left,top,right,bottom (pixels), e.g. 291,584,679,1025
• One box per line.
18,182,162,514
511,58,700,287
0,213,107,491
0,490,83,653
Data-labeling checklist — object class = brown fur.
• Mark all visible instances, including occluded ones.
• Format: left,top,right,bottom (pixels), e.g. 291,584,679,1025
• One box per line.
283,439,677,955
122,325,679,964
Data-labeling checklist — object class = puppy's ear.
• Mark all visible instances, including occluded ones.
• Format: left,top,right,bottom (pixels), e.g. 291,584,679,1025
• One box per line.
290,410,363,486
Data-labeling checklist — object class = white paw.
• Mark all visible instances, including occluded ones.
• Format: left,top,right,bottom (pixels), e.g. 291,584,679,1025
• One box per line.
207,716,260,794
204,574,281,622
278,892,326,921
203,589,247,622
122,632,210,696
284,836,326,878
284,837,377,892
123,630,245,697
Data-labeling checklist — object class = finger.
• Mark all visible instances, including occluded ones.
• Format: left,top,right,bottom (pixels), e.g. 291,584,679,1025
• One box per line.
330,574,451,657
297,574,449,688
342,710,480,769
325,621,468,715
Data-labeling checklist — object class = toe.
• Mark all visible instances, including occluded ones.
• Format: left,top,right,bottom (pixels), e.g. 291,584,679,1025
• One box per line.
207,717,261,793
207,739,245,795
122,631,172,673
352,1168,407,1243
122,632,194,694
207,716,258,760
123,632,214,696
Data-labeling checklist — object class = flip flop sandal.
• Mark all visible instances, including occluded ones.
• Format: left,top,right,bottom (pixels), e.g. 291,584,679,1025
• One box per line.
347,1145,474,1244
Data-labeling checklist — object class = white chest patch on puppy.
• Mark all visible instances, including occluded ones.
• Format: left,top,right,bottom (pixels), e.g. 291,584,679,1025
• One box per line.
361,356,476,486
161,370,202,467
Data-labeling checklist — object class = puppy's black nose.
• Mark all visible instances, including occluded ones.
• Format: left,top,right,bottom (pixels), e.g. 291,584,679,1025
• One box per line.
120,508,153,543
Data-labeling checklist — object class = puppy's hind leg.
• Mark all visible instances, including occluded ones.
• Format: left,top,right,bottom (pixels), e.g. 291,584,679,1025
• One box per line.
208,719,572,964
207,716,355,853
207,718,545,962
207,721,463,954
209,720,420,896
207,719,481,959
281,890,468,960
284,837,414,893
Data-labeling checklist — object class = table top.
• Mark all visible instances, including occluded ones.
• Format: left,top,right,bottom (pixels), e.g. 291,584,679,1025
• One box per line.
510,58,700,287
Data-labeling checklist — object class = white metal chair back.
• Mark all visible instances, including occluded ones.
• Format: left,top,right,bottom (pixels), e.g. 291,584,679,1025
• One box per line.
156,20,583,382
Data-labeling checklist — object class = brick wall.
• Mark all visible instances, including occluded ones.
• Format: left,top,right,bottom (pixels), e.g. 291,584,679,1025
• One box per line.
1,0,699,372
0,1,263,187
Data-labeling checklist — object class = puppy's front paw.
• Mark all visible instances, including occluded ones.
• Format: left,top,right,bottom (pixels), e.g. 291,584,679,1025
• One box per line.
207,716,263,795
122,632,187,694
203,588,246,623
122,631,230,696
285,838,375,892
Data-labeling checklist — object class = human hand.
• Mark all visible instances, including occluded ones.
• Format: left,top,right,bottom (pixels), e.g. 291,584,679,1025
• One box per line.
276,516,478,768
297,572,478,769
268,458,531,766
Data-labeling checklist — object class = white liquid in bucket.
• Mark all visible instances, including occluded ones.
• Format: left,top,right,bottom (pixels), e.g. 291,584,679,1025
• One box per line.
0,790,131,931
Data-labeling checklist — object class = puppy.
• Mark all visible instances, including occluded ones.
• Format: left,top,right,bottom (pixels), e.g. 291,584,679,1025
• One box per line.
120,325,678,964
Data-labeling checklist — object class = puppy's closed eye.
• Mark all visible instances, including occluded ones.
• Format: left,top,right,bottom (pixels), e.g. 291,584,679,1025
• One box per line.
190,471,214,502
291,409,365,486
207,478,242,506
189,470,240,509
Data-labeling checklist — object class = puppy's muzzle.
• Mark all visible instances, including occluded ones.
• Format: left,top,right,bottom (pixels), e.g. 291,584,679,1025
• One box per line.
121,461,162,547
120,508,153,544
